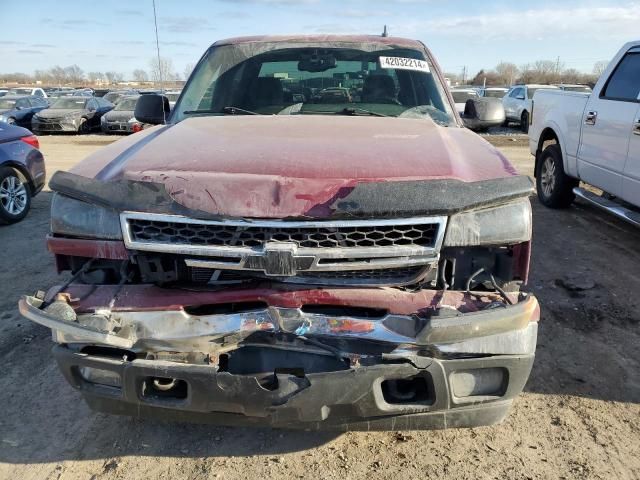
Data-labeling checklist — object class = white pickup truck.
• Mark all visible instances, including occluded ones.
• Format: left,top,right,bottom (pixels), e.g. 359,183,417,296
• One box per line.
529,41,640,226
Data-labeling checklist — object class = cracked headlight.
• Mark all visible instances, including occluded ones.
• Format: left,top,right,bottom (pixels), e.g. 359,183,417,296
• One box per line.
444,199,532,247
51,193,122,240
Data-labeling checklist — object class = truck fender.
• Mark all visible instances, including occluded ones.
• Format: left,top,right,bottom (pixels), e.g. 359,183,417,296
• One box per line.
534,121,574,179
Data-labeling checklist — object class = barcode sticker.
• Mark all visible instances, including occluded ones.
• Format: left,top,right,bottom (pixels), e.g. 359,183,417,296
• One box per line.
379,56,430,73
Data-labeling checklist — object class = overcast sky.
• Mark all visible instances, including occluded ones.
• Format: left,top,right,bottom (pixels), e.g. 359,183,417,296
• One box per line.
1,0,638,79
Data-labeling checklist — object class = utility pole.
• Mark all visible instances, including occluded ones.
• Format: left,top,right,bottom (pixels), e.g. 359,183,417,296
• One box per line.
461,66,467,85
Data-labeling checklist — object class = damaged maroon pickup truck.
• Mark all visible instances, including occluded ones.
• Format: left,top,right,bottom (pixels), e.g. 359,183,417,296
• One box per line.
20,35,538,430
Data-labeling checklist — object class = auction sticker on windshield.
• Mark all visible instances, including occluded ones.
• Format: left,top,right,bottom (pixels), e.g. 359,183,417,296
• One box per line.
379,56,430,73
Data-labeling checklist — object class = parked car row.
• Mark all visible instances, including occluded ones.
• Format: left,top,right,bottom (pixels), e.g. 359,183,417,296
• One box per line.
0,96,49,127
0,122,45,223
0,88,182,135
32,96,114,134
451,83,592,133
529,40,640,226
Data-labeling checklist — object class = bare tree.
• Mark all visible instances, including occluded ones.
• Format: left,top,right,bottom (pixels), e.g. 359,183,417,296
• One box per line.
87,72,103,84
495,62,519,86
104,71,124,85
34,69,50,83
48,66,67,85
0,72,33,84
592,60,608,77
183,63,195,81
64,65,85,84
133,69,148,83
149,57,176,84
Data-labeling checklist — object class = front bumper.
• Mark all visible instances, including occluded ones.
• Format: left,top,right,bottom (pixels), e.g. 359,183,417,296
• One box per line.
32,118,78,132
101,121,136,134
53,345,533,430
20,287,539,430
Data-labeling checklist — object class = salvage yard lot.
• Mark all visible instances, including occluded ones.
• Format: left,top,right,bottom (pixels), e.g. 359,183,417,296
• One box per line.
0,134,639,480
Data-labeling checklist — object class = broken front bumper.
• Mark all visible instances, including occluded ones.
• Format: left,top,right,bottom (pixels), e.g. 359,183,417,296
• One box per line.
19,286,539,430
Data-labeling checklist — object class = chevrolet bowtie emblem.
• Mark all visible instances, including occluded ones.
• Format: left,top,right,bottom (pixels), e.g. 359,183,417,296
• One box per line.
244,242,315,276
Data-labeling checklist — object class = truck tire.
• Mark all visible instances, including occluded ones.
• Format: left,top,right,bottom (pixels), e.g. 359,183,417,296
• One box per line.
0,166,31,223
536,144,577,208
520,111,529,133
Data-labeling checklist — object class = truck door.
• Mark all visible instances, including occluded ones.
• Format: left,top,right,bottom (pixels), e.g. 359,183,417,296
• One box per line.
578,47,640,197
622,104,640,206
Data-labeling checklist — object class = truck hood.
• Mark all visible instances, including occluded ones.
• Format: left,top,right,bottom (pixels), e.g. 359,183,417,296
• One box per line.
70,116,518,218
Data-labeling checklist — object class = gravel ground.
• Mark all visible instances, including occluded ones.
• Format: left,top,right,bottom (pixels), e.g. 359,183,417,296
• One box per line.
0,133,638,480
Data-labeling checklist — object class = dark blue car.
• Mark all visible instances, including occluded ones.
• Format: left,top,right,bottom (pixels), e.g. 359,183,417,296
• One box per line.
0,122,46,223
0,96,49,129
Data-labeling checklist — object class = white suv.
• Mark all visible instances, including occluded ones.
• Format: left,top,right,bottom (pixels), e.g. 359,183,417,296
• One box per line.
503,84,558,132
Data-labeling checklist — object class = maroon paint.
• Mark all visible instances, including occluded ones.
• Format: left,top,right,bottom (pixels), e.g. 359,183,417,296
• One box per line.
56,283,529,317
69,117,517,218
47,236,129,260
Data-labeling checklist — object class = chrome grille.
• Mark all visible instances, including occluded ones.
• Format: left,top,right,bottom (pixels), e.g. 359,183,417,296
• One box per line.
128,218,439,248
122,212,447,287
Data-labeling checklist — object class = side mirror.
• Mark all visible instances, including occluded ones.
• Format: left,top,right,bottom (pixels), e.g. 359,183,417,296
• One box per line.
135,94,170,125
461,98,506,131
516,95,525,100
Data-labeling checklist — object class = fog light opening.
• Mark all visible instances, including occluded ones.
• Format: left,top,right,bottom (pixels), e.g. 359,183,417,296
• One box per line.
78,366,122,389
450,368,508,399
142,377,188,400
382,375,434,405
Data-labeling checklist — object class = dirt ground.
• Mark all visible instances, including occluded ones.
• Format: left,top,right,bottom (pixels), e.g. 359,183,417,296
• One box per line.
0,134,638,480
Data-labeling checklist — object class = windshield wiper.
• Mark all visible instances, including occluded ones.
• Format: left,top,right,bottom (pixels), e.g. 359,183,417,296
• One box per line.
183,106,262,116
222,106,261,115
338,107,387,117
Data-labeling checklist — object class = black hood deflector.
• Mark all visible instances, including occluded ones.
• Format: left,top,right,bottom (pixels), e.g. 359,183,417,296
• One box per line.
49,171,533,220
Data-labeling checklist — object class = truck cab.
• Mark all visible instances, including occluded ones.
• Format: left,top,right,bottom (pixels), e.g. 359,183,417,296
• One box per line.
530,41,640,224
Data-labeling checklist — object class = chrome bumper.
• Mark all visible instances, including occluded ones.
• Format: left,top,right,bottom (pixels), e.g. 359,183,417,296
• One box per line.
19,294,539,356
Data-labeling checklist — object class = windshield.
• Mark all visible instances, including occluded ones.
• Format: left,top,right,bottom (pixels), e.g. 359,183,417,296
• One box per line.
0,99,17,109
115,97,138,110
9,88,31,95
483,89,507,98
51,98,87,109
563,86,592,93
528,87,558,97
174,43,455,126
451,91,478,103
104,93,122,103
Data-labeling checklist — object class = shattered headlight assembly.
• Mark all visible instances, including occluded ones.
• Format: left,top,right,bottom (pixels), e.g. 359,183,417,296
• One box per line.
50,193,122,240
444,199,532,247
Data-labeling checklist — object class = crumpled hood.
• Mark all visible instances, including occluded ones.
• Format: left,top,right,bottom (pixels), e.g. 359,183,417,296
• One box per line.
70,116,518,218
104,110,134,122
37,108,84,119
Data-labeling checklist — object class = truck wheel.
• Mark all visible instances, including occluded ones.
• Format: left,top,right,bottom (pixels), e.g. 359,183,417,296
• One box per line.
520,111,529,133
536,144,577,208
0,166,31,223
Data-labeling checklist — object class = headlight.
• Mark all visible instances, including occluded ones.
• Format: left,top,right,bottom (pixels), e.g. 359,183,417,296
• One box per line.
51,193,122,240
0,115,6,122
444,199,531,247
